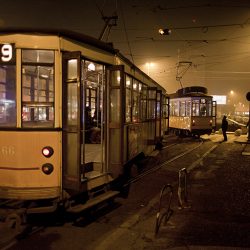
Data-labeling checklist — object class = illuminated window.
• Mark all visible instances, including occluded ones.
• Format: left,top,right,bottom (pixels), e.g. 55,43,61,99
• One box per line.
180,101,186,116
192,99,200,116
132,79,140,122
125,75,132,123
21,50,55,128
148,88,156,119
141,85,147,121
0,65,16,127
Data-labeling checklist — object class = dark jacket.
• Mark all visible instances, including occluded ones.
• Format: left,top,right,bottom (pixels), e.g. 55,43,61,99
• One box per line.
221,116,228,131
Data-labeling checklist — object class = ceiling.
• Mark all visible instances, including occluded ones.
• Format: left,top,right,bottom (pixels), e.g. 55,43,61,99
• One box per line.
1,0,250,104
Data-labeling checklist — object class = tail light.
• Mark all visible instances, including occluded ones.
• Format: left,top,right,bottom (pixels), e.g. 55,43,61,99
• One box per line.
42,146,54,158
42,163,54,175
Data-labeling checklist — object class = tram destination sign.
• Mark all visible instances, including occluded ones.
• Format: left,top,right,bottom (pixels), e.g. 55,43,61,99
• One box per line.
0,43,16,64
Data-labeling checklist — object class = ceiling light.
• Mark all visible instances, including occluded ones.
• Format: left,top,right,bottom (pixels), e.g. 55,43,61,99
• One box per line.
159,28,171,35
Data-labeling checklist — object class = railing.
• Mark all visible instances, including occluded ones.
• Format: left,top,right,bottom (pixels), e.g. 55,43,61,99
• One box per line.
155,184,173,236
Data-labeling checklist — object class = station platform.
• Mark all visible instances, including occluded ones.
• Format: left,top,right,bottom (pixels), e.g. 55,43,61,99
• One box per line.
154,133,250,249
201,133,250,155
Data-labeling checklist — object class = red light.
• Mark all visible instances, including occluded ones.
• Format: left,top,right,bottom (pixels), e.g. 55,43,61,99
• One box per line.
42,146,54,158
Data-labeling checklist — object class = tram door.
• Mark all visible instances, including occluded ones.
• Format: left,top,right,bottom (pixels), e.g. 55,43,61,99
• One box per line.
83,61,104,169
156,90,162,140
62,52,83,191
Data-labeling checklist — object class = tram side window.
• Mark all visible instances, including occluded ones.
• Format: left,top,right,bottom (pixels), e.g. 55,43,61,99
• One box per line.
21,50,54,128
171,100,179,116
179,101,186,116
125,75,132,123
140,85,147,121
132,80,140,122
148,89,156,119
186,100,191,116
0,66,16,127
156,91,161,119
162,96,168,118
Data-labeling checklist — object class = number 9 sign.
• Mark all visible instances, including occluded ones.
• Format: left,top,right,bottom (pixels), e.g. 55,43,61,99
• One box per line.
0,43,15,64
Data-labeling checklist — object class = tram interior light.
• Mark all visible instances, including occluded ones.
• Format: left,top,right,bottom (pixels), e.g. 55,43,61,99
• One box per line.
42,146,54,158
159,28,171,35
88,63,95,71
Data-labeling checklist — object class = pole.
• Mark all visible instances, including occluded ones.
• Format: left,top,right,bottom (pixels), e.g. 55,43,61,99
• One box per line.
248,101,250,140
246,92,250,141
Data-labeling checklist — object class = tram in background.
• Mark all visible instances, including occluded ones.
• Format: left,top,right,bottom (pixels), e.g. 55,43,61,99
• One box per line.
0,29,169,222
169,86,216,137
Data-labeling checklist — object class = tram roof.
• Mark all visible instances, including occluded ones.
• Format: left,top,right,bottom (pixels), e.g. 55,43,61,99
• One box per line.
0,28,166,93
0,27,117,53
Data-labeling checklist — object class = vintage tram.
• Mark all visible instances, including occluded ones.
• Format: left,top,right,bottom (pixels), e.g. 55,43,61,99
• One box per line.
169,86,216,137
0,29,169,223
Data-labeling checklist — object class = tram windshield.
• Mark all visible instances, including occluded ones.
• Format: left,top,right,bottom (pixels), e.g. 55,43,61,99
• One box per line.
192,98,212,116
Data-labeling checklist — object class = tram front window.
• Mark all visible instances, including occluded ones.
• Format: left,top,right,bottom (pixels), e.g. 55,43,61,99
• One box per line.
21,50,55,128
0,65,16,127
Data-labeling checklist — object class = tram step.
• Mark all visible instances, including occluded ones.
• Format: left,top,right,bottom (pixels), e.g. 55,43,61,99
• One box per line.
82,162,103,173
66,190,119,213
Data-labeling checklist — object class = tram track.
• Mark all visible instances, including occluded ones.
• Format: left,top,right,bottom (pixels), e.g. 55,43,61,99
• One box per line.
128,138,219,185
0,138,220,250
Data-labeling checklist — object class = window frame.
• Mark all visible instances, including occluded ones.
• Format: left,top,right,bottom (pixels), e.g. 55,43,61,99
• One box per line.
21,49,55,128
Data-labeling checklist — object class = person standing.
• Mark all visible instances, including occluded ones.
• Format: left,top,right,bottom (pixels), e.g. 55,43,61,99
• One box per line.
221,115,228,141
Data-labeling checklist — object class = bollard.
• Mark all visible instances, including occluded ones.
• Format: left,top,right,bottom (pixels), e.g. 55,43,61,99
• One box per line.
178,168,189,209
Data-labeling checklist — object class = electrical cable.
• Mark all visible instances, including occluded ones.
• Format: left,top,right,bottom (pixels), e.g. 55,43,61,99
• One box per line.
119,1,134,64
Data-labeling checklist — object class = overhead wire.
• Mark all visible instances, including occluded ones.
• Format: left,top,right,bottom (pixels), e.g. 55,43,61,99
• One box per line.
119,1,134,64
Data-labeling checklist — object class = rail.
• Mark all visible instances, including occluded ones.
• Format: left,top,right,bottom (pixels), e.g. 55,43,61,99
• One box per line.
178,168,188,209
155,184,173,236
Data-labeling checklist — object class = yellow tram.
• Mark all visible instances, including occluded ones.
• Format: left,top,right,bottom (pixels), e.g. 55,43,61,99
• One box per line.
169,86,216,137
0,29,169,219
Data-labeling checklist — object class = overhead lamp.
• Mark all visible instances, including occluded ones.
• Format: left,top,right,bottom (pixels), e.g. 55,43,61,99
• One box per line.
159,28,171,35
87,62,95,71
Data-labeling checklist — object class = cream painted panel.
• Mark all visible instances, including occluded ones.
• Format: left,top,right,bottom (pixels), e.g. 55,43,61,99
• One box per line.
0,34,60,49
60,38,115,65
0,131,61,188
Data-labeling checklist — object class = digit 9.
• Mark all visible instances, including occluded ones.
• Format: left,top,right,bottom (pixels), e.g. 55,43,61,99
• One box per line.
1,44,12,62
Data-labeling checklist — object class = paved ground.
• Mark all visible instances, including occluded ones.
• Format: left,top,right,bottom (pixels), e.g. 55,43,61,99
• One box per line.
151,133,250,249
3,133,250,250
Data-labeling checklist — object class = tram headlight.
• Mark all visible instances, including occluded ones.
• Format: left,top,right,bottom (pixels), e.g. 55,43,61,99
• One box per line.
42,163,54,175
42,146,54,158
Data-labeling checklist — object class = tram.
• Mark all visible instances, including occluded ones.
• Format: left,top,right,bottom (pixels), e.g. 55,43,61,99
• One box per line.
0,29,169,222
169,86,216,137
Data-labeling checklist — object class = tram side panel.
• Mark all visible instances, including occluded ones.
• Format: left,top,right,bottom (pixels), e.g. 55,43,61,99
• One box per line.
0,131,61,200
126,122,155,161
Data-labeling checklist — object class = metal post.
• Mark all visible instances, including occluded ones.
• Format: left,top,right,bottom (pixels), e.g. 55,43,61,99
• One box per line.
178,168,190,209
248,101,250,141
246,92,250,140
